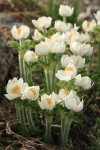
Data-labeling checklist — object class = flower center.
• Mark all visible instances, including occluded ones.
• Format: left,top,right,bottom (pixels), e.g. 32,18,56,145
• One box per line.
17,27,21,35
68,34,73,41
49,35,53,41
32,52,35,57
12,85,21,94
29,88,36,95
64,67,73,71
64,89,69,95
86,22,91,27
45,98,52,105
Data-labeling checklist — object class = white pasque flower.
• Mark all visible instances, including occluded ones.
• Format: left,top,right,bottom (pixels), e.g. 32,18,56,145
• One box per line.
70,42,93,56
94,10,100,25
49,32,61,42
54,20,72,32
82,20,96,32
75,74,92,90
65,90,83,112
38,94,55,110
49,32,67,43
59,5,74,17
55,64,77,81
72,24,79,31
11,25,30,40
51,41,66,53
32,29,44,41
59,89,70,101
79,32,91,43
24,50,38,63
32,16,52,29
35,39,52,55
21,86,39,101
52,92,62,104
52,89,70,105
65,31,80,44
5,78,28,100
61,55,85,69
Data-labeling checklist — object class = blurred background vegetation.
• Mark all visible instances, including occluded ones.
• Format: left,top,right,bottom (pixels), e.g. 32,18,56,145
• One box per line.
0,0,99,26
0,0,99,29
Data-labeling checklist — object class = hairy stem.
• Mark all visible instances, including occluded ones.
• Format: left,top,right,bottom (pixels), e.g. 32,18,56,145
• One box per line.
45,115,52,144
16,104,28,137
19,40,26,81
63,16,67,23
26,65,33,84
26,109,36,132
61,111,73,148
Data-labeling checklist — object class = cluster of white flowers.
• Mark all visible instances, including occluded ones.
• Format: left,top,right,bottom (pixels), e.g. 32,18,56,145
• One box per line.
6,4,100,147
38,90,83,112
5,78,40,101
6,4,95,116
35,37,66,55
82,10,100,32
53,90,83,112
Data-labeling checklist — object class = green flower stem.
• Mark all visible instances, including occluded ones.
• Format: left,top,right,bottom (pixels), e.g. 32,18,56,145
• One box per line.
19,40,26,81
44,69,51,94
88,55,93,74
26,65,33,84
19,53,25,81
15,103,20,120
43,56,59,93
45,115,52,144
43,28,47,36
62,118,72,147
63,16,67,23
50,65,56,92
44,56,51,94
61,112,73,148
26,108,36,132
16,104,28,137
98,44,100,70
51,63,59,92
51,66,55,92
61,112,66,136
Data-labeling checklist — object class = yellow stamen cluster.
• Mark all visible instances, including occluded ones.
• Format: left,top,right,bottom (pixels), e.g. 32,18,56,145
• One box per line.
64,67,73,71
64,89,69,95
68,34,73,41
17,27,21,35
32,52,35,57
86,22,92,27
45,98,52,105
49,35,53,41
12,85,21,94
29,88,36,95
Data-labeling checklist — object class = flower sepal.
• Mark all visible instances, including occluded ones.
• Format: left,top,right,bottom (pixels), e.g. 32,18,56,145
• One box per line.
56,78,79,91
47,27,57,37
21,40,35,51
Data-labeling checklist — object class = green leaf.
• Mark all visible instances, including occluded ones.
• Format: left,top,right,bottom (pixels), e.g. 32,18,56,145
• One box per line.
47,27,57,37
56,79,79,91
8,40,20,50
21,40,35,51
95,34,100,42
93,25,100,32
